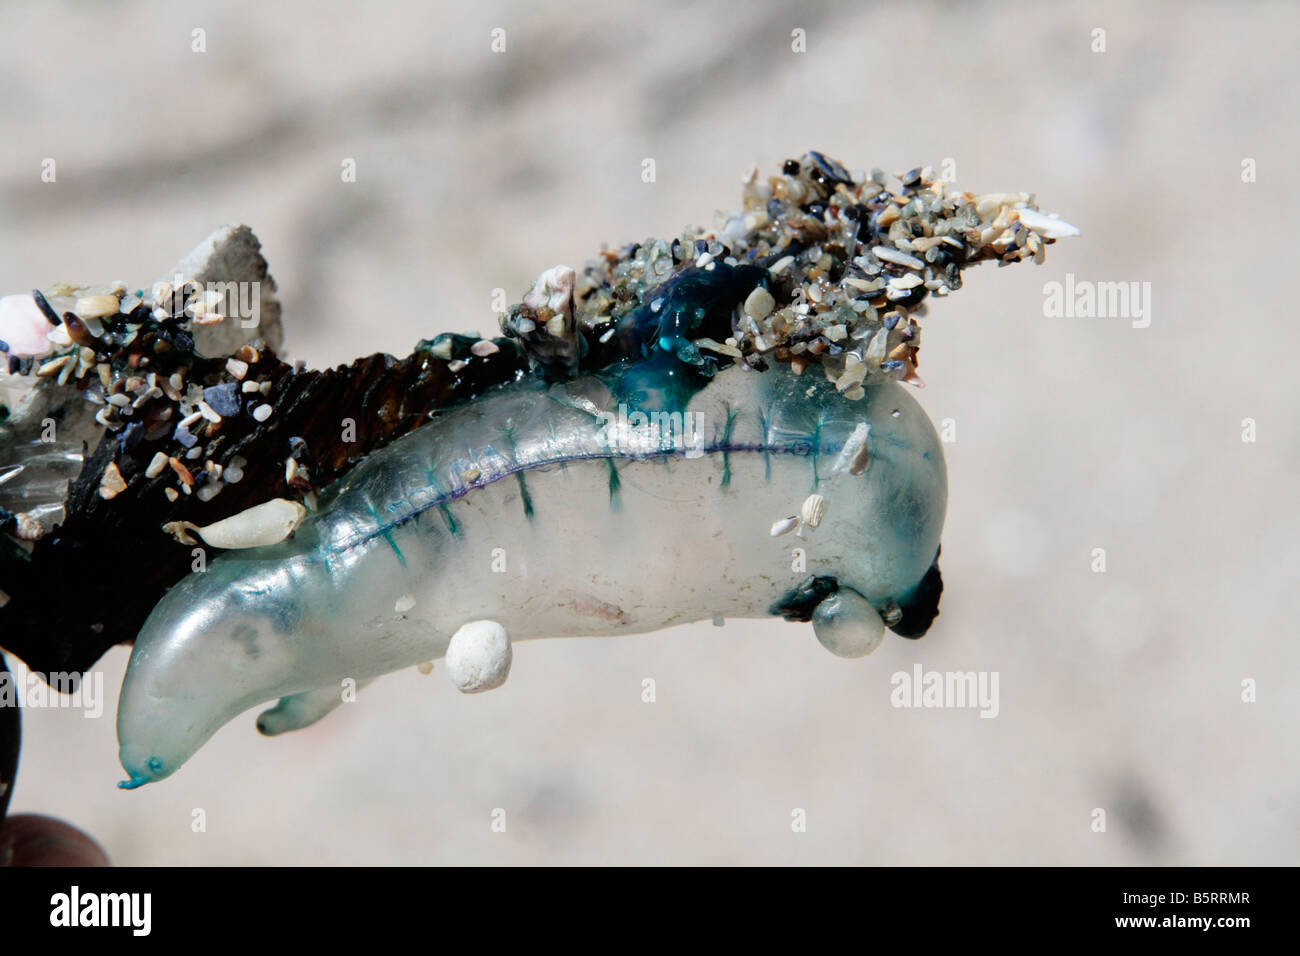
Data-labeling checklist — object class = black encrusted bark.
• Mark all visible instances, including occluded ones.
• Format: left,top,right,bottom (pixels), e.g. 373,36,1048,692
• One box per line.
0,335,529,678
0,653,17,825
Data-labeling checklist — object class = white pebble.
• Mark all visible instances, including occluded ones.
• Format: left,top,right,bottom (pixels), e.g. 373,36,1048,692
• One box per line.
74,294,120,320
743,286,775,321
723,217,748,240
395,594,416,614
252,404,272,422
195,481,223,502
99,462,127,499
888,273,923,291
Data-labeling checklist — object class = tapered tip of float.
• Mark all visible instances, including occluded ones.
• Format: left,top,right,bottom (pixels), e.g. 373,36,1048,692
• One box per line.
117,750,164,789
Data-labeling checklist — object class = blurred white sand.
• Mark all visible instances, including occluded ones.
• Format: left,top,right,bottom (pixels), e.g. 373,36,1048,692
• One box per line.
0,0,1296,864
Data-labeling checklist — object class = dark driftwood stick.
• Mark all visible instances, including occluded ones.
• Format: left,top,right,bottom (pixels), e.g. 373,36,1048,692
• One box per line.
0,336,528,678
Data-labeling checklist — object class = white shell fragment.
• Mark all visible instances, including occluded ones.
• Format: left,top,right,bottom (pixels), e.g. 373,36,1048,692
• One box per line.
800,493,826,529
1014,207,1080,239
770,515,799,536
444,620,512,694
871,246,925,270
523,265,576,321
162,497,307,548
832,423,871,476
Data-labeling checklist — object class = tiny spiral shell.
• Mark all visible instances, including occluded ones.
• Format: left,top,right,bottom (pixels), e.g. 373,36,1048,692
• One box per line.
800,493,825,528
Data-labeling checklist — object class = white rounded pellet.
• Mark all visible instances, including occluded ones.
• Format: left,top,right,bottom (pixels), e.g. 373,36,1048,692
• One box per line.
444,620,511,694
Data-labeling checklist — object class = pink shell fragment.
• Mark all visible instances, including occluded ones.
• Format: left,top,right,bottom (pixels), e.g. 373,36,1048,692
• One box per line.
0,294,54,357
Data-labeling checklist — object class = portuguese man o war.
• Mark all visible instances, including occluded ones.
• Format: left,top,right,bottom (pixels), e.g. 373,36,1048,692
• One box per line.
0,152,1077,787
117,347,948,786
